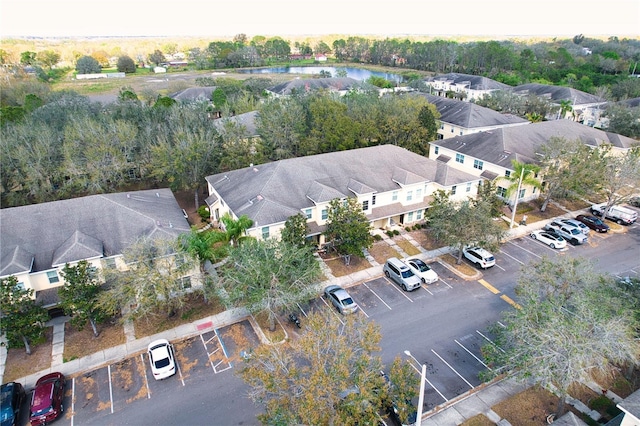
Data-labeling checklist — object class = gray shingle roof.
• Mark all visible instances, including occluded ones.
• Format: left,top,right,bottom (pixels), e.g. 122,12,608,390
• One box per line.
0,189,190,276
267,77,364,96
212,110,259,137
510,83,605,106
416,93,528,128
434,120,638,169
205,145,479,227
425,73,510,91
169,86,216,102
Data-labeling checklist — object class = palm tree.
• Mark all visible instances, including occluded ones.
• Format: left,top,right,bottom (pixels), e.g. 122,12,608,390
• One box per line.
220,213,254,246
558,99,573,120
498,160,542,228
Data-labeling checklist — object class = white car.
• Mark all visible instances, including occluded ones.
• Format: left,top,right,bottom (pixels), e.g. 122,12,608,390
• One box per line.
462,247,495,269
147,339,176,380
406,258,439,284
530,230,567,249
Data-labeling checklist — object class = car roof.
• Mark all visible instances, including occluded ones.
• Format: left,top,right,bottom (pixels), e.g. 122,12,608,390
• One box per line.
31,376,61,411
333,288,352,300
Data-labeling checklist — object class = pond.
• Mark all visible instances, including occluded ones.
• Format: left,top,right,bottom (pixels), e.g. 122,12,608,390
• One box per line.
238,66,405,83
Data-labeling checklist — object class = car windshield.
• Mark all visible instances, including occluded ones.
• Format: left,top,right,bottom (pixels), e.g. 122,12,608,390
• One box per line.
401,270,414,278
341,297,354,306
413,261,429,272
486,256,495,261
570,228,581,235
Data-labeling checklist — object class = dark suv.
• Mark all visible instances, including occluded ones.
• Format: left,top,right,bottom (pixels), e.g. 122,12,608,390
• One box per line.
29,372,65,426
1,382,25,426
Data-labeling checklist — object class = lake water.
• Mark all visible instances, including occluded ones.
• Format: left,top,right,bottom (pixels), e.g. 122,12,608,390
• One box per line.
238,66,404,83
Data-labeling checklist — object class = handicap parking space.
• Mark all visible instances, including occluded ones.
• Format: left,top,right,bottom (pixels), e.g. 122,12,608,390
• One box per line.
216,319,261,364
200,329,233,374
174,336,216,382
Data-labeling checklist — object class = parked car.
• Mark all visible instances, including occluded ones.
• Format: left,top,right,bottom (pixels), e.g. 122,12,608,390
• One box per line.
380,371,417,426
462,247,495,269
544,220,588,245
406,258,439,284
591,203,637,225
530,230,567,249
560,218,590,235
147,339,176,380
324,285,358,315
1,382,25,426
575,214,610,233
29,372,65,426
629,196,640,208
383,257,422,291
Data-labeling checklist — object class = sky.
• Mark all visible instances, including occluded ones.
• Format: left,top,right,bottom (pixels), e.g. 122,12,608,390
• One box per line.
1,0,638,38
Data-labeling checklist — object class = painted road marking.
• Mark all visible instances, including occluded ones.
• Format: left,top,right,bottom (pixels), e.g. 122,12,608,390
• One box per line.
500,294,521,309
363,281,392,310
407,360,448,402
431,349,474,389
455,339,491,371
498,249,525,265
478,279,500,294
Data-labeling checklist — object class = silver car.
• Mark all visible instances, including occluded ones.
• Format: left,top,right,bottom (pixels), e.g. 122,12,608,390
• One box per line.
324,285,358,315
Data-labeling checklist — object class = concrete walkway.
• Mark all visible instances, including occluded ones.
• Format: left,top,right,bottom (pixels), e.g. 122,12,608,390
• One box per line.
0,205,612,424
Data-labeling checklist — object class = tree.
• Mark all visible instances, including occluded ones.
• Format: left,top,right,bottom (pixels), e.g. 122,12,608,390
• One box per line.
38,50,60,70
219,239,322,331
220,213,254,246
0,276,49,355
484,257,640,417
604,104,640,138
75,55,101,74
595,145,640,219
99,237,198,322
497,160,541,227
474,180,504,218
238,308,417,425
20,51,36,65
59,261,107,337
426,190,505,264
324,197,373,264
537,137,604,212
148,49,166,66
558,99,573,119
281,213,309,248
117,55,136,73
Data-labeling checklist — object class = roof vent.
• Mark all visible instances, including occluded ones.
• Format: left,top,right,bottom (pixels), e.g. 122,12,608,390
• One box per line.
127,194,130,198
156,192,160,197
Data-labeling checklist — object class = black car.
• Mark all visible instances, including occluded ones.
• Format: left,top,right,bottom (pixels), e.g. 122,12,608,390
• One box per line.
575,214,610,233
1,382,25,426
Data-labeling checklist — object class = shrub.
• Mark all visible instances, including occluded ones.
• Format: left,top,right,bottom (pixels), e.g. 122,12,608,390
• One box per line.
373,234,383,242
76,55,101,74
117,55,136,73
393,229,400,236
197,205,210,220
385,230,394,238
405,226,412,232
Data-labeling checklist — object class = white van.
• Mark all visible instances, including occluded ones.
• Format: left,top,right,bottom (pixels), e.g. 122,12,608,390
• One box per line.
591,203,638,225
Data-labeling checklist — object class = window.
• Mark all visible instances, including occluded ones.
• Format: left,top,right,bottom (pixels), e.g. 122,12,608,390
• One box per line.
416,188,422,199
518,188,525,199
407,212,414,222
392,191,398,201
261,226,270,239
321,209,328,220
437,134,444,140
533,187,537,194
304,208,312,219
440,124,444,130
372,195,376,206
473,159,483,170
466,182,472,192
497,186,507,197
416,210,423,220
434,146,439,155
451,127,454,133
104,257,116,269
451,185,457,195
46,270,59,284
505,170,511,177
460,130,463,135
362,200,369,211
455,153,465,164
17,281,25,290
406,190,413,201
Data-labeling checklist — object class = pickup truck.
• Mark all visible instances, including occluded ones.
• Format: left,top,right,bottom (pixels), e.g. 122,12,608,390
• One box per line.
591,203,638,225
544,220,588,245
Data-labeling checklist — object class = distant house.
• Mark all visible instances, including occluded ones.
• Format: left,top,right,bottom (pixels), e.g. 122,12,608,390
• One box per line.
424,73,510,101
212,110,260,139
0,189,193,308
315,54,327,62
265,77,368,97
169,86,216,103
204,145,482,245
413,93,529,140
509,83,606,125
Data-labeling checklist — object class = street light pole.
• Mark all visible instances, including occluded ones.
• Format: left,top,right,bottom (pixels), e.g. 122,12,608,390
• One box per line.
509,166,525,229
404,350,426,426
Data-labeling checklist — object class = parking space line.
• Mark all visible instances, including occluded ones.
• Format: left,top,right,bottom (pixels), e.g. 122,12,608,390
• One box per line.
506,241,543,258
385,278,414,302
431,349,474,389
200,333,233,373
320,296,346,325
296,302,308,317
421,284,434,295
141,353,151,398
455,339,491,371
408,360,448,402
71,378,75,426
358,304,370,318
107,364,114,414
175,349,186,386
500,294,521,309
363,282,392,310
438,278,453,289
477,279,500,294
498,248,525,265
477,330,505,353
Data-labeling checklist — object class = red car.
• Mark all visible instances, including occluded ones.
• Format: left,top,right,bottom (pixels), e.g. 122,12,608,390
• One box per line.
29,372,65,426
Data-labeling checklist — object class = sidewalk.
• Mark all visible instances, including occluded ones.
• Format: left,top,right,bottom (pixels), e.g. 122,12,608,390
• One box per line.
0,205,599,423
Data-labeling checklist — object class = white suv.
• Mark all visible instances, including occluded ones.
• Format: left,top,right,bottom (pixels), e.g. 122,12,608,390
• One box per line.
462,247,495,269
